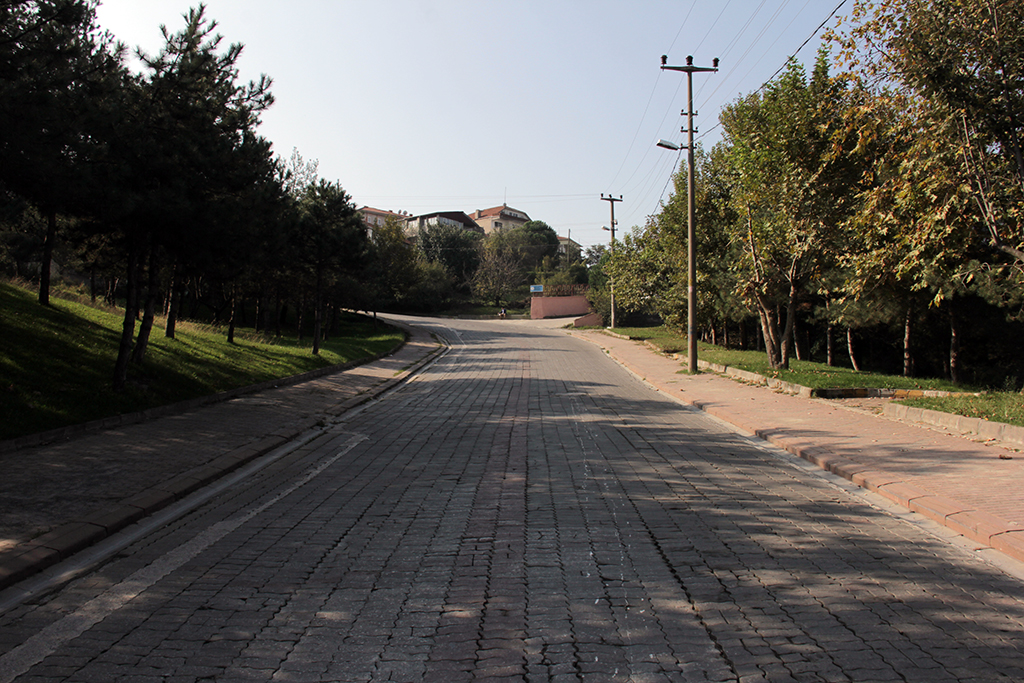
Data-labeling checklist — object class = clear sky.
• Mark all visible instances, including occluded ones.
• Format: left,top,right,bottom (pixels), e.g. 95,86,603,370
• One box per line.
94,0,847,249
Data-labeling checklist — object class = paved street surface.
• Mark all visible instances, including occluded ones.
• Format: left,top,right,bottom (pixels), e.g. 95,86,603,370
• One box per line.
1,318,1023,682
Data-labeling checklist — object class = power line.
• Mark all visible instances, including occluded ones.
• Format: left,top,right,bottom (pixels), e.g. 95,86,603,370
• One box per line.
665,0,699,57
618,1,852,229
687,0,849,148
751,0,849,96
607,0,724,194
709,0,794,98
604,71,665,192
692,0,734,56
605,0,699,192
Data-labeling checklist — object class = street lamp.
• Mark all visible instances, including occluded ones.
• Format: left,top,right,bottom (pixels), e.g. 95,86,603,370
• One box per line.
660,54,718,374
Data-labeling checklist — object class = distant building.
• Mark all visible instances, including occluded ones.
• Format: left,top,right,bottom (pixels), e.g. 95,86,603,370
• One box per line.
359,207,410,238
558,235,582,262
404,211,483,239
469,204,531,235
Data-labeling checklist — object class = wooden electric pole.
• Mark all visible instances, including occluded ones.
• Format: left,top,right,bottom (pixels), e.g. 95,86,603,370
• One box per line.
660,55,718,373
600,193,622,329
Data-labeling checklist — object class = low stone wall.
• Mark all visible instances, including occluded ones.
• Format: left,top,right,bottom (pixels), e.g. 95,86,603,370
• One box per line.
530,295,590,319
573,313,603,328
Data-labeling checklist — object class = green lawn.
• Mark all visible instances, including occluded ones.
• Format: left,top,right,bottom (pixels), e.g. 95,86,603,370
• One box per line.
613,325,959,390
899,394,1024,429
0,281,405,441
611,325,1024,428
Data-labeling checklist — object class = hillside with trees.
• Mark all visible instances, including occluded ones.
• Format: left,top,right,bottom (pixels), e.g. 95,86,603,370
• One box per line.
0,1,589,398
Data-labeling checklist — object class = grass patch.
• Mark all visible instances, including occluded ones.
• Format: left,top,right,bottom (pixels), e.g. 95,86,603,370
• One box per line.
616,324,1024,427
899,394,1024,428
612,325,962,391
0,281,404,441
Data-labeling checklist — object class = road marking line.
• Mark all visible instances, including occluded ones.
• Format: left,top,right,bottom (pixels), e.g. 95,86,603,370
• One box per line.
0,433,367,683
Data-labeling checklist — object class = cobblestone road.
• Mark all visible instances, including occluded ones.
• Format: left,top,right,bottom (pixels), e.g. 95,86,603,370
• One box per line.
1,319,1023,682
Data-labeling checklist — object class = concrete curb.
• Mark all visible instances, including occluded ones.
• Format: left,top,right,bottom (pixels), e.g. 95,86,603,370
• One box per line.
748,425,1024,563
884,402,1024,448
0,332,446,592
0,328,412,455
578,331,1024,566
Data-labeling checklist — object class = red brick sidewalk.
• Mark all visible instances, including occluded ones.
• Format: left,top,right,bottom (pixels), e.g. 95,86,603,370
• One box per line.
572,329,1024,565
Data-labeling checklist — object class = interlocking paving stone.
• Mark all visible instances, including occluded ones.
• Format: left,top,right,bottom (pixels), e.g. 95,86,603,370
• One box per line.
1,319,1023,682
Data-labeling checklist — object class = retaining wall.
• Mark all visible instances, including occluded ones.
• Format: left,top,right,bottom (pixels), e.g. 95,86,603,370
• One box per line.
530,295,590,320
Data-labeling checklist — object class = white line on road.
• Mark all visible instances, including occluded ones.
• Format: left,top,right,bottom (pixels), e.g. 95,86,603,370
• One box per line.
0,432,367,683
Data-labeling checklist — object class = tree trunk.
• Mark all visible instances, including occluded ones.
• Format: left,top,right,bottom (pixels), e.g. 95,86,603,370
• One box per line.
847,327,860,372
227,284,237,345
312,268,323,356
826,323,834,367
903,305,914,377
38,208,56,306
754,294,782,369
793,315,805,361
187,279,198,318
274,287,283,337
165,265,180,339
779,282,797,370
132,249,159,365
328,303,339,338
949,304,961,384
113,246,141,391
105,277,118,307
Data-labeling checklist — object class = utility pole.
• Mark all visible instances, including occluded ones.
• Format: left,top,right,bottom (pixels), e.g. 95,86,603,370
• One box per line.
660,55,718,374
600,193,622,329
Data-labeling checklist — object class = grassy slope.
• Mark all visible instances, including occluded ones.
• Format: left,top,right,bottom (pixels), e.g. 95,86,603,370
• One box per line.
612,325,1024,428
0,282,405,441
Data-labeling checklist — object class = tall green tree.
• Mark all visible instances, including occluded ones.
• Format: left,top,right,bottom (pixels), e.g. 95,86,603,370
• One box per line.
418,222,481,288
472,242,524,308
103,5,276,388
367,215,418,310
295,180,367,355
720,53,856,369
518,220,560,269
840,92,985,380
606,145,743,338
833,0,1024,277
490,220,559,275
881,0,1024,264
0,0,123,305
831,0,1024,380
